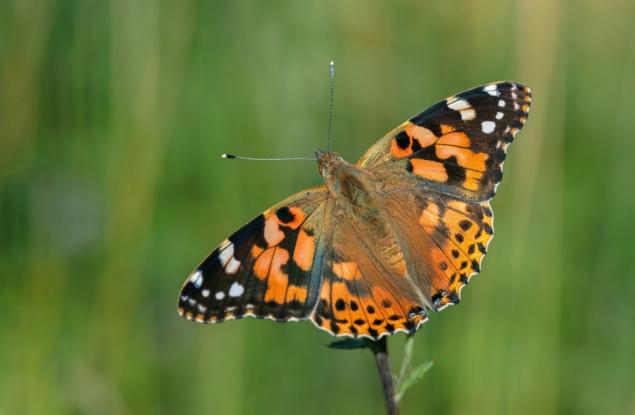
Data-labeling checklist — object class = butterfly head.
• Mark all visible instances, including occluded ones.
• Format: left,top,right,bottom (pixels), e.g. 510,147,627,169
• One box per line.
316,150,344,178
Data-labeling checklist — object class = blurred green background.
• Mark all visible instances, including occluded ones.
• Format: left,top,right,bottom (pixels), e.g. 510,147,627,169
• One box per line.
2,0,635,414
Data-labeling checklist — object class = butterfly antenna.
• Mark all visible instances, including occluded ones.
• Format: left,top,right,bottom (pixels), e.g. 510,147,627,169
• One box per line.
327,60,335,153
221,153,315,161
221,63,335,162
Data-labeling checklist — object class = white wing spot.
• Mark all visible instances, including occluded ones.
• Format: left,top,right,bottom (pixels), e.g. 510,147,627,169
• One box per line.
448,98,470,111
225,257,241,274
215,291,225,300
228,282,244,297
460,109,476,121
197,304,207,313
481,121,496,134
201,289,210,298
498,99,505,107
189,270,203,288
483,84,499,96
447,99,476,120
495,111,504,120
218,241,242,274
218,242,235,266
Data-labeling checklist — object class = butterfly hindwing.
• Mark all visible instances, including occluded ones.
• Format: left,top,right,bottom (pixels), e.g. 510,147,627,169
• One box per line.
178,186,329,323
309,202,429,339
358,81,531,202
412,192,494,310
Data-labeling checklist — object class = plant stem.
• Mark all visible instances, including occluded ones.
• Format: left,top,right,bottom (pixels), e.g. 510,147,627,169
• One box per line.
370,337,399,415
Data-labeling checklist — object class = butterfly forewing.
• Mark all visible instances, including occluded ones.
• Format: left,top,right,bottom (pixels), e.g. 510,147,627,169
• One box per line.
358,81,531,202
178,186,329,323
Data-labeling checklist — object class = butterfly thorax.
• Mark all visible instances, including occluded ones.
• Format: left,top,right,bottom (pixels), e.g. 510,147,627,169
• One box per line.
318,151,381,220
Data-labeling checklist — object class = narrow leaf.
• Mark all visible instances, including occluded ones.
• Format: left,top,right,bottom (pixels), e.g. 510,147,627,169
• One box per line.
395,361,434,403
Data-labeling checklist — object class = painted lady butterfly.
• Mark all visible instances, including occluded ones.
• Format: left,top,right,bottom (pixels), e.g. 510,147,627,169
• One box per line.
178,81,531,339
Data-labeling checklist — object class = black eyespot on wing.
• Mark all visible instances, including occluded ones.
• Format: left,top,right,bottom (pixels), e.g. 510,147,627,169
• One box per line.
275,206,295,223
395,131,410,149
459,220,472,231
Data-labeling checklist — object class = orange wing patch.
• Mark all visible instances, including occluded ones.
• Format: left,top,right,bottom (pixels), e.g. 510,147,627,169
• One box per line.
437,131,470,147
253,247,274,279
264,217,285,247
435,143,488,171
263,247,290,303
293,229,315,271
410,159,448,182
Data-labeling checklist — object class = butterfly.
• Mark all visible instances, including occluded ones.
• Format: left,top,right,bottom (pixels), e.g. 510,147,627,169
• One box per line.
178,81,531,340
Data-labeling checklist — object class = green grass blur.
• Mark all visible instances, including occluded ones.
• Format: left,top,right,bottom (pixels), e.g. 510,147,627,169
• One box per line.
2,0,635,414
